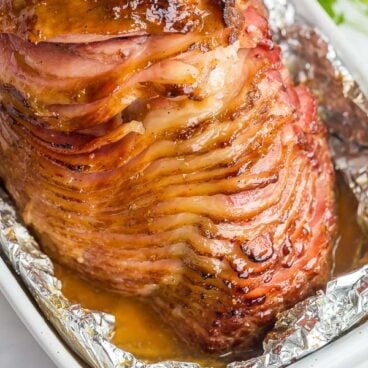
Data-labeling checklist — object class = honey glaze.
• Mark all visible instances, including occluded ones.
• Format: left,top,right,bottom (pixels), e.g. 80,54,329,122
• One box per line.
54,173,367,367
54,264,226,367
0,0,226,43
333,173,367,275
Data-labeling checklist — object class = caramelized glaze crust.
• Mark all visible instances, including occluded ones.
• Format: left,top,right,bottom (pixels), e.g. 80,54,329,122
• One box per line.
0,0,230,43
0,0,336,352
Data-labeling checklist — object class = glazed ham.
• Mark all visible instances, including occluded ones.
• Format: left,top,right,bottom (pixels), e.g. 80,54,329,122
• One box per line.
0,0,336,352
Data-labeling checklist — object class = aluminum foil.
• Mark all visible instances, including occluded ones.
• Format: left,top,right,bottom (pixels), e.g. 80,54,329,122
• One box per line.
265,0,368,234
1,1,368,368
229,266,368,368
0,187,202,368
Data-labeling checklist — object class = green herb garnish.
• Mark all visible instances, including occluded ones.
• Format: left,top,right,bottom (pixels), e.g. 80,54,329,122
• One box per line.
318,0,368,33
318,0,345,24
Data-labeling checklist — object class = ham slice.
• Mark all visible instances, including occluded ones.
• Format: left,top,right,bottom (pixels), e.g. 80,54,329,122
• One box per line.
0,0,336,352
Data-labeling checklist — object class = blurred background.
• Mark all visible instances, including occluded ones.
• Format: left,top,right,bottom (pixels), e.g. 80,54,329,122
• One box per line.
319,0,368,77
319,0,367,33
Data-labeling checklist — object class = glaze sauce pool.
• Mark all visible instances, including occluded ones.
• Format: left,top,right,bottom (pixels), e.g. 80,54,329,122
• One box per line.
53,264,226,367
333,174,366,274
54,175,367,367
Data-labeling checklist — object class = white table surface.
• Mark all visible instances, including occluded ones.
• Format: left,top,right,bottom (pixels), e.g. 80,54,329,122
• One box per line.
0,2,367,368
0,295,56,367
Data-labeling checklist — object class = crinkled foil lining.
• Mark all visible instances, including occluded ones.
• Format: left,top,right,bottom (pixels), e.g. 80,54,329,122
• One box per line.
1,1,368,368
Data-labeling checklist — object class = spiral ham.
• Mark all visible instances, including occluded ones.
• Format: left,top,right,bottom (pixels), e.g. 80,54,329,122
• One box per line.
0,0,336,352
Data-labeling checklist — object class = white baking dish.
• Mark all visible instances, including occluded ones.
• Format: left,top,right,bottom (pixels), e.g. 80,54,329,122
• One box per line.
0,1,367,367
0,256,83,368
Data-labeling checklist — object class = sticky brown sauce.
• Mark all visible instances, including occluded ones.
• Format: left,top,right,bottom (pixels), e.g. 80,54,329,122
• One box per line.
54,265,224,367
333,174,366,275
54,173,368,367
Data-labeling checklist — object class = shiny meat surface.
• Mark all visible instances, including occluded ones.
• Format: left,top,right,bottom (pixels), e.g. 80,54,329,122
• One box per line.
0,0,336,353
0,0,228,43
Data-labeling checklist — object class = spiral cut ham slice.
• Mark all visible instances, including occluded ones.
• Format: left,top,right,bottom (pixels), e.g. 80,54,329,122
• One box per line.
0,0,336,352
